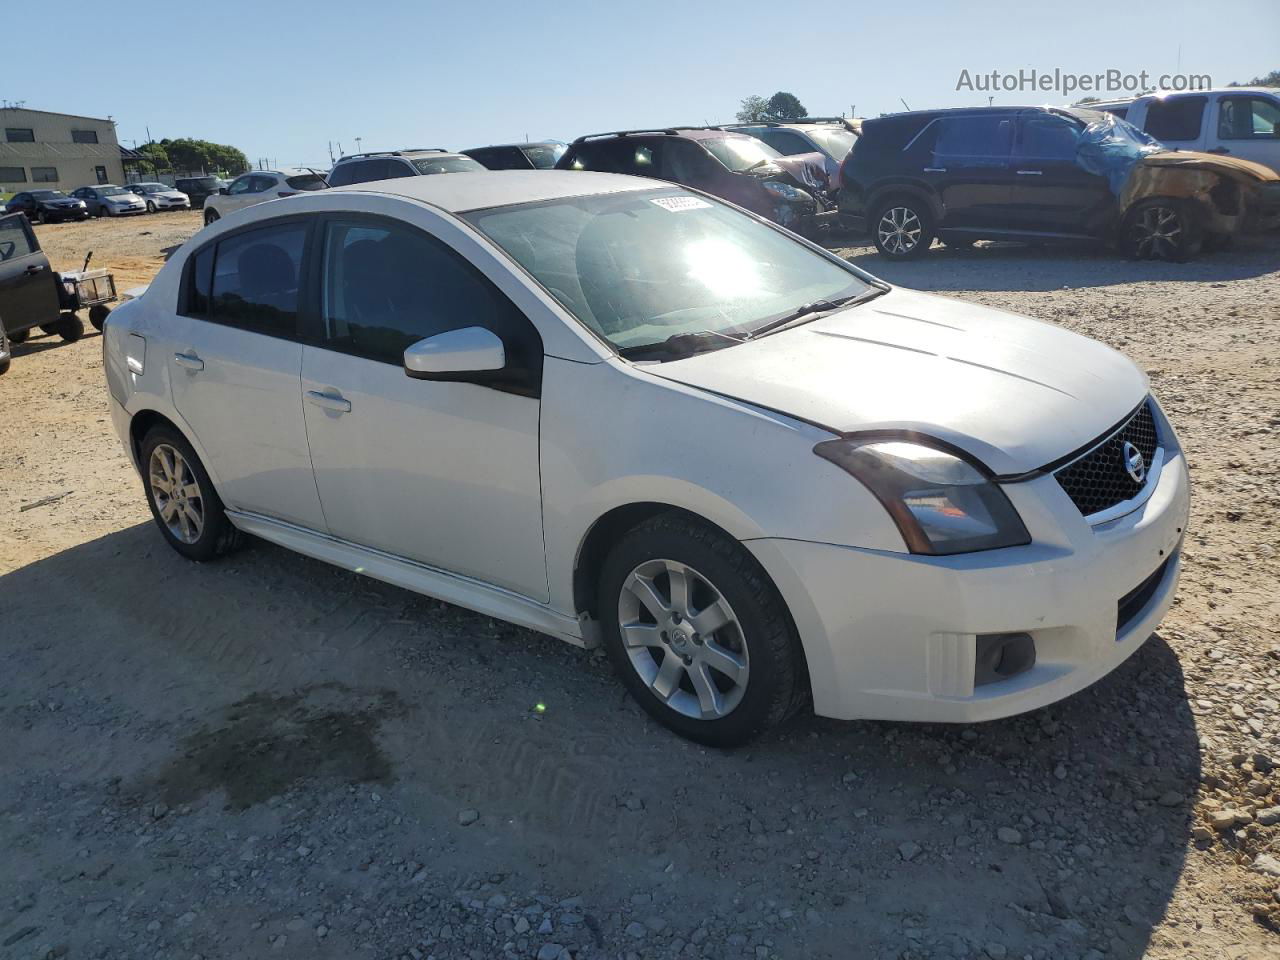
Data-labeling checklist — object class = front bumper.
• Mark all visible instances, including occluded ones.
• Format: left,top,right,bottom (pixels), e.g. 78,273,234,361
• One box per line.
748,443,1190,723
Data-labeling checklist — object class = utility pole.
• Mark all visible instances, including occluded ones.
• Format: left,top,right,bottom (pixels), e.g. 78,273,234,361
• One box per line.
354,137,363,154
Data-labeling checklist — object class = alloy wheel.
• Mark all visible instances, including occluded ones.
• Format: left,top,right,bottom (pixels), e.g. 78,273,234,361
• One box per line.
148,444,205,544
1129,205,1182,259
617,558,749,720
877,206,922,255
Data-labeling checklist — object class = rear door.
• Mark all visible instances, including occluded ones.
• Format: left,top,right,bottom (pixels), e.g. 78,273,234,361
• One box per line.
0,213,59,334
923,114,1014,228
165,216,326,529
1142,95,1208,151
1006,112,1112,235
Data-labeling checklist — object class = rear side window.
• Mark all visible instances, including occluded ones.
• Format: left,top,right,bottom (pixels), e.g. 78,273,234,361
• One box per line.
568,139,663,175
1145,97,1205,141
933,116,1013,158
285,174,327,191
465,147,528,170
0,215,36,261
186,221,308,336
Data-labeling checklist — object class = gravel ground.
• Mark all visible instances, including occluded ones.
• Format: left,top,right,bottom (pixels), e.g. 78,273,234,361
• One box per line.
2,215,1280,960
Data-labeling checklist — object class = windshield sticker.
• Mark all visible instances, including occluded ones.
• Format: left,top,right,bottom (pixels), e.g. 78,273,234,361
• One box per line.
650,196,712,212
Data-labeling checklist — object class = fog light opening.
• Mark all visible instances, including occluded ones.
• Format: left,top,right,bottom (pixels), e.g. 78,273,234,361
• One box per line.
974,632,1036,687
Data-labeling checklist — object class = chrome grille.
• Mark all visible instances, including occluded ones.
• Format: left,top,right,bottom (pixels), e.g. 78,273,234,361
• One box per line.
1054,402,1160,517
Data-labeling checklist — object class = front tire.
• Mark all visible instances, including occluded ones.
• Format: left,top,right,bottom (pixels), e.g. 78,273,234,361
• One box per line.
88,304,110,331
146,200,156,213
598,513,806,746
7,328,29,344
871,197,935,259
204,208,220,226
140,425,243,561
53,313,84,342
1120,199,1202,262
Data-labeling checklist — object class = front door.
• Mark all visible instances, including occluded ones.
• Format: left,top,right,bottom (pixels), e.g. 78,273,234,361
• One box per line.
1214,93,1280,169
299,214,548,601
95,166,108,184
0,213,59,334
166,216,326,530
1006,112,1113,235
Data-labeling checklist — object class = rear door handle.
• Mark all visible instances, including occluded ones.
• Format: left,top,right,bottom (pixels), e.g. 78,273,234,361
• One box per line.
24,264,44,275
923,167,947,173
305,389,351,413
174,351,204,371
1015,169,1043,175
1207,146,1229,155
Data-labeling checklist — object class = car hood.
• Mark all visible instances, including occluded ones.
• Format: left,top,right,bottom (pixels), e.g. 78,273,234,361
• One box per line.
645,287,1148,475
107,194,141,203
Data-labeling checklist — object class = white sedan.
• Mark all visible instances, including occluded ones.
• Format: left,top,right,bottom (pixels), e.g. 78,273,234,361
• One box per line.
127,182,192,212
101,171,1189,745
201,168,327,224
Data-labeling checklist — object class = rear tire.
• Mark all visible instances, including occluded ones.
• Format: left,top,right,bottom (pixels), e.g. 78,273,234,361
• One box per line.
871,196,935,259
1120,199,1202,262
598,512,806,746
204,208,220,226
140,425,243,561
54,313,84,342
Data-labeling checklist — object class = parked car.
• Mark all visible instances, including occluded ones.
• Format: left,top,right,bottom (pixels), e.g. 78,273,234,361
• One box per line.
724,118,858,188
5,189,90,223
126,182,192,212
556,128,836,236
1088,88,1280,174
71,185,147,218
0,323,9,375
0,212,86,344
101,170,1188,745
462,141,568,170
327,149,486,187
174,176,224,210
839,105,1280,260
202,169,328,224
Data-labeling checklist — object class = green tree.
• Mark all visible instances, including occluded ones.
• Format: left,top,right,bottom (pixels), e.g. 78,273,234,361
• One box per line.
1230,68,1280,87
140,138,249,176
736,95,770,122
765,91,807,120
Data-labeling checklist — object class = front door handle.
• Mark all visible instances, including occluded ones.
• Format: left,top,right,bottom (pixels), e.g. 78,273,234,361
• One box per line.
923,167,947,173
24,264,44,275
174,351,204,371
305,390,352,413
1015,169,1043,175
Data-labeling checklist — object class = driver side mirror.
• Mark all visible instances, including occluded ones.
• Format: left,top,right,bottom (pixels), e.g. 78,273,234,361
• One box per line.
218,187,229,195
403,326,506,381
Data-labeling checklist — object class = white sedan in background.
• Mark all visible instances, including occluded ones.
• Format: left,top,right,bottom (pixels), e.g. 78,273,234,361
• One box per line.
127,182,192,212
101,171,1189,746
201,168,327,224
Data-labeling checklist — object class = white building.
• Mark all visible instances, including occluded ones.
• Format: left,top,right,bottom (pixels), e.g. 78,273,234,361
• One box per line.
0,107,126,193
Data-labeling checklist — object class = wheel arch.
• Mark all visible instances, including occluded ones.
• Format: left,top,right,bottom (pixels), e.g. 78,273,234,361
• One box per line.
868,182,943,222
126,407,224,493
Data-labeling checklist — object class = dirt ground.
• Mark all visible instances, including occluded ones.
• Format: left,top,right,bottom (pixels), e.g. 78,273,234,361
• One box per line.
2,213,1280,960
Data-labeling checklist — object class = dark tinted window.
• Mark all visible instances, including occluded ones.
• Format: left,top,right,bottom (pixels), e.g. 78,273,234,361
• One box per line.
329,159,389,186
520,143,565,169
1015,115,1081,160
5,128,35,143
1145,96,1205,141
0,215,35,261
464,147,516,170
31,167,58,183
0,166,25,183
186,246,215,315
227,176,255,195
757,129,813,155
318,218,536,369
209,222,307,335
662,139,718,183
411,155,486,175
933,116,1013,157
1218,96,1280,140
568,139,663,175
71,129,99,144
285,174,327,191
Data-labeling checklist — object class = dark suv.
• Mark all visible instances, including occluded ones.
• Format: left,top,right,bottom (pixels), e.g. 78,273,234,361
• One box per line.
462,141,567,170
839,105,1280,260
556,129,836,236
327,149,485,187
174,177,224,210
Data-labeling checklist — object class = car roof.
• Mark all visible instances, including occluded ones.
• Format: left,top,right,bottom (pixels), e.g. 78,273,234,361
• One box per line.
570,128,757,145
331,170,658,213
465,141,563,151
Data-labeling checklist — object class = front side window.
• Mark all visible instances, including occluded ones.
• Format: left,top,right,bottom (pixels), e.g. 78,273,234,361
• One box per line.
1015,115,1082,160
0,215,35,261
207,222,307,335
466,187,871,356
933,116,1013,158
5,128,35,143
1218,96,1280,140
757,130,813,156
71,129,99,144
228,176,254,195
701,136,781,172
1145,96,1205,141
0,166,25,183
31,167,59,183
317,218,535,369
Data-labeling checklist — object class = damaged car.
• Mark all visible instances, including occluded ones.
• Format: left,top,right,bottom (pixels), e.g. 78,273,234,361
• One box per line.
556,128,838,237
838,106,1280,260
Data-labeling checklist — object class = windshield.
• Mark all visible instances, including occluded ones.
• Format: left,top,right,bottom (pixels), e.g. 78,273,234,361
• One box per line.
284,174,327,191
522,143,567,169
32,191,65,199
412,156,486,175
702,136,783,172
806,126,857,159
132,183,165,193
100,186,131,196
466,188,871,356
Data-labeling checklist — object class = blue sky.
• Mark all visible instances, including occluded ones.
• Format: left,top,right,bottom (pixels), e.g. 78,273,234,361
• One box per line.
8,0,1278,169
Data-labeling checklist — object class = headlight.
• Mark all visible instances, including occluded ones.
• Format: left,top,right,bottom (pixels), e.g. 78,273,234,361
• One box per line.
762,180,803,201
813,438,1030,555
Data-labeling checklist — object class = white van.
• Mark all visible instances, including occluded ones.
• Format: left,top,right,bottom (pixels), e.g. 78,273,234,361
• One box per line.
1088,88,1280,173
